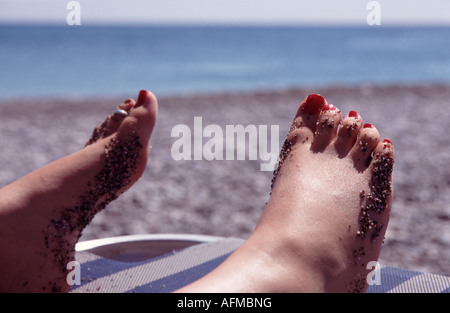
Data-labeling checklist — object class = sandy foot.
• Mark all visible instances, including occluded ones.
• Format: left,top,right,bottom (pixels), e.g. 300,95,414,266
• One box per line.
178,94,394,293
0,90,157,292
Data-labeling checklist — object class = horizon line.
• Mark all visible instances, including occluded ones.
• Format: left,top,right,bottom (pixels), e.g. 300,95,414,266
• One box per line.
1,20,450,28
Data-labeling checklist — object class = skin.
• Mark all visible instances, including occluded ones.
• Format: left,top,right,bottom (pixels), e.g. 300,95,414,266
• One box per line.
0,92,393,293
177,94,394,293
0,90,157,292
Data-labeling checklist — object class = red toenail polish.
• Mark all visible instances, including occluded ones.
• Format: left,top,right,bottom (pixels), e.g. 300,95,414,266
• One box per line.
322,104,336,111
137,90,148,104
349,110,358,117
301,94,326,114
382,139,392,145
363,123,373,128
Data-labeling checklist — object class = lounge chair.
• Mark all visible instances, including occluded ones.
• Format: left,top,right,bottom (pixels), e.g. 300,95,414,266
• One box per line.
71,234,450,293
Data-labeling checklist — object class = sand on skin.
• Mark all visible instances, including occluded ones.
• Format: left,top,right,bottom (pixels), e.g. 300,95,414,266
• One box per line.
0,84,449,276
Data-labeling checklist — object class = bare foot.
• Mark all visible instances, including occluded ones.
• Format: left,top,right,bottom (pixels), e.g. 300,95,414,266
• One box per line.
0,90,157,292
178,94,394,293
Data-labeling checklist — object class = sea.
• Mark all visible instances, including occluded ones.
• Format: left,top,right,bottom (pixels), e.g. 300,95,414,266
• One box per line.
0,25,449,99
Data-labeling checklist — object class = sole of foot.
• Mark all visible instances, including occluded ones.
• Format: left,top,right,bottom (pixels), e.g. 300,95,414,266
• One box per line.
0,90,157,292
178,94,394,293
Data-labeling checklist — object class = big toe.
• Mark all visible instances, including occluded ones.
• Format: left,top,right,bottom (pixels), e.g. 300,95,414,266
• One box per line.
101,90,158,191
116,90,158,146
287,94,327,146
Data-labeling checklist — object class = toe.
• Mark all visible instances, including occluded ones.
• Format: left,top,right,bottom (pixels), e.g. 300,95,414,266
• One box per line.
369,139,395,201
272,94,326,189
287,94,327,146
373,139,395,160
350,123,381,171
85,98,138,147
370,139,395,180
334,110,363,157
365,139,395,235
105,90,158,187
118,98,136,112
107,98,137,132
116,90,158,146
311,104,342,152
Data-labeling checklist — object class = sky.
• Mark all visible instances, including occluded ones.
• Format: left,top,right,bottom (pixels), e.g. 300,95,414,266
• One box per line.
0,0,450,26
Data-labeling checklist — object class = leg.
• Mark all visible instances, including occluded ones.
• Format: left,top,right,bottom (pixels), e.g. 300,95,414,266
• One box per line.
177,94,394,293
0,90,158,292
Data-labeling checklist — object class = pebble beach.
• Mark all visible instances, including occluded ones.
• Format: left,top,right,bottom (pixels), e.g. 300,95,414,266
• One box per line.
0,83,449,277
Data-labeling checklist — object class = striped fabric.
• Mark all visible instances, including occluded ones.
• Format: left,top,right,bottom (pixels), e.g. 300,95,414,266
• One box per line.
71,238,450,293
367,265,450,293
71,238,243,293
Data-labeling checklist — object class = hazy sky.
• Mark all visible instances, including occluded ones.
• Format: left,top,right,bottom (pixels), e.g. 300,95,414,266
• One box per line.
1,0,450,26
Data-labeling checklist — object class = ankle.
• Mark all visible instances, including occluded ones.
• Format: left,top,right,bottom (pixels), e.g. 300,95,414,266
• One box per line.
247,227,332,292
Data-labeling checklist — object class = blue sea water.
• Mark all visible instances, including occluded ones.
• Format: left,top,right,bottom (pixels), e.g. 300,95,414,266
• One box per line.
0,25,449,99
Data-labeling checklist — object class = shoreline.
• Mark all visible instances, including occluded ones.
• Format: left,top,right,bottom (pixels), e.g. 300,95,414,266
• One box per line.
2,81,450,103
1,83,449,276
